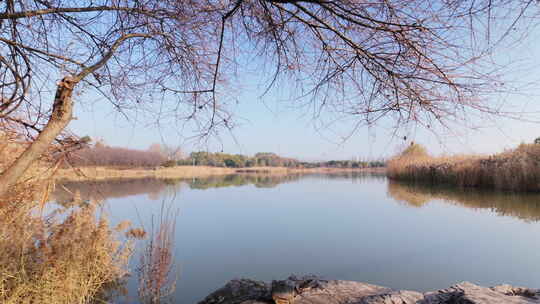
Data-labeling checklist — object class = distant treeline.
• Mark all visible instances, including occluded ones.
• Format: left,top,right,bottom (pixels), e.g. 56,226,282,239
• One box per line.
67,144,166,167
67,143,385,169
172,151,385,169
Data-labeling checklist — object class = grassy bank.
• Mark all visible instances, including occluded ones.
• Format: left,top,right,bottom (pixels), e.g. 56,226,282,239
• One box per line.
387,143,540,192
54,166,384,182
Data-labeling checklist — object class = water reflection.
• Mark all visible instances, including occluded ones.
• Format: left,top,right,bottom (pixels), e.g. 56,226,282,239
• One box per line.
53,172,385,204
54,173,540,224
50,173,540,303
188,173,303,189
53,178,180,205
387,180,540,222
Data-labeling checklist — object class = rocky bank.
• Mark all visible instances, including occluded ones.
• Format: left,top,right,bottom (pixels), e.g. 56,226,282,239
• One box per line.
199,275,540,304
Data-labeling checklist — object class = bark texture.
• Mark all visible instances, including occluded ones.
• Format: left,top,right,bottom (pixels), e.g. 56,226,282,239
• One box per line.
0,76,75,197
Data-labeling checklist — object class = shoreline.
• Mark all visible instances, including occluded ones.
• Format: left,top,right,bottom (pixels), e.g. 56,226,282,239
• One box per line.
54,166,386,182
200,276,540,304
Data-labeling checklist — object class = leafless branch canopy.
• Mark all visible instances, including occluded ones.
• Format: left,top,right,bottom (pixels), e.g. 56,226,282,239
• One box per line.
0,0,538,139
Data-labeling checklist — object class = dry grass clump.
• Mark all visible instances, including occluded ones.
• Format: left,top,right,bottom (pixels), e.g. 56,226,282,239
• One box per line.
0,182,133,304
127,228,148,240
387,143,540,192
137,204,179,304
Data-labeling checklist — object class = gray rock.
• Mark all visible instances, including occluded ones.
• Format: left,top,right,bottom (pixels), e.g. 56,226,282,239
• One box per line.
361,290,424,304
271,279,297,304
199,279,271,304
421,282,540,304
199,276,540,304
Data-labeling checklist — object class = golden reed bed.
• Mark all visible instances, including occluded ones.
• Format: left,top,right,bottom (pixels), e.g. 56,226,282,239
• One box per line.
387,143,540,192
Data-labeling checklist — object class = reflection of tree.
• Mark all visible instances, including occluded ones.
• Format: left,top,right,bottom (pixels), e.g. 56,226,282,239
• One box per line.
188,172,388,190
313,172,387,182
387,180,540,222
52,179,181,205
187,174,302,189
53,173,389,205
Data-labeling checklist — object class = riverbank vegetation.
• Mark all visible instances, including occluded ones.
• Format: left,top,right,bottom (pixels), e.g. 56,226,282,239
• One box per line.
66,142,385,170
66,142,166,167
172,151,385,169
55,141,385,181
0,132,139,303
0,181,133,304
387,142,540,192
55,165,385,182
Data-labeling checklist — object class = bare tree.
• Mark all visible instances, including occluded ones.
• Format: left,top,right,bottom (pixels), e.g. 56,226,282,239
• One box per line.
0,0,536,196
69,145,166,167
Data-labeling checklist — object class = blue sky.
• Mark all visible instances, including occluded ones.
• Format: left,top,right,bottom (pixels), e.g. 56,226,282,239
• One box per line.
68,24,540,161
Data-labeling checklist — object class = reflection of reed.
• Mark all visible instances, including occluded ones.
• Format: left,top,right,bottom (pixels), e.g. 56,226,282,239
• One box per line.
387,181,431,207
137,202,179,304
387,180,540,222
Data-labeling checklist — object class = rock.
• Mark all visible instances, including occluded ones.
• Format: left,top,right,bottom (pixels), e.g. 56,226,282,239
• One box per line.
199,276,540,304
198,279,271,304
271,279,297,304
421,282,540,304
361,290,424,304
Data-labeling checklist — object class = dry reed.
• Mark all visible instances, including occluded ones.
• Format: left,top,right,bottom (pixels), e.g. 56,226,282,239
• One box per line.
137,202,179,304
0,131,136,303
387,143,540,192
0,181,134,304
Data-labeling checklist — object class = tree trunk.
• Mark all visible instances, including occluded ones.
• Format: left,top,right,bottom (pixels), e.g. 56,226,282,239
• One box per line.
0,76,76,197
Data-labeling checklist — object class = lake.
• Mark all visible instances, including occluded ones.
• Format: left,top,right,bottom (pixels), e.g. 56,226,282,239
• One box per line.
52,172,540,303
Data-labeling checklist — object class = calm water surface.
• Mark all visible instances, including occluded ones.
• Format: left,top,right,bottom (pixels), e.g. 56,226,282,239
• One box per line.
53,173,540,303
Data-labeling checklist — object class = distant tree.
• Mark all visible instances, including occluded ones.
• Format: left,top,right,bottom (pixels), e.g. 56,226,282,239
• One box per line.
535,137,540,145
69,145,166,167
148,144,164,156
224,159,237,168
163,145,184,161
94,139,107,149
245,159,256,167
162,160,176,168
